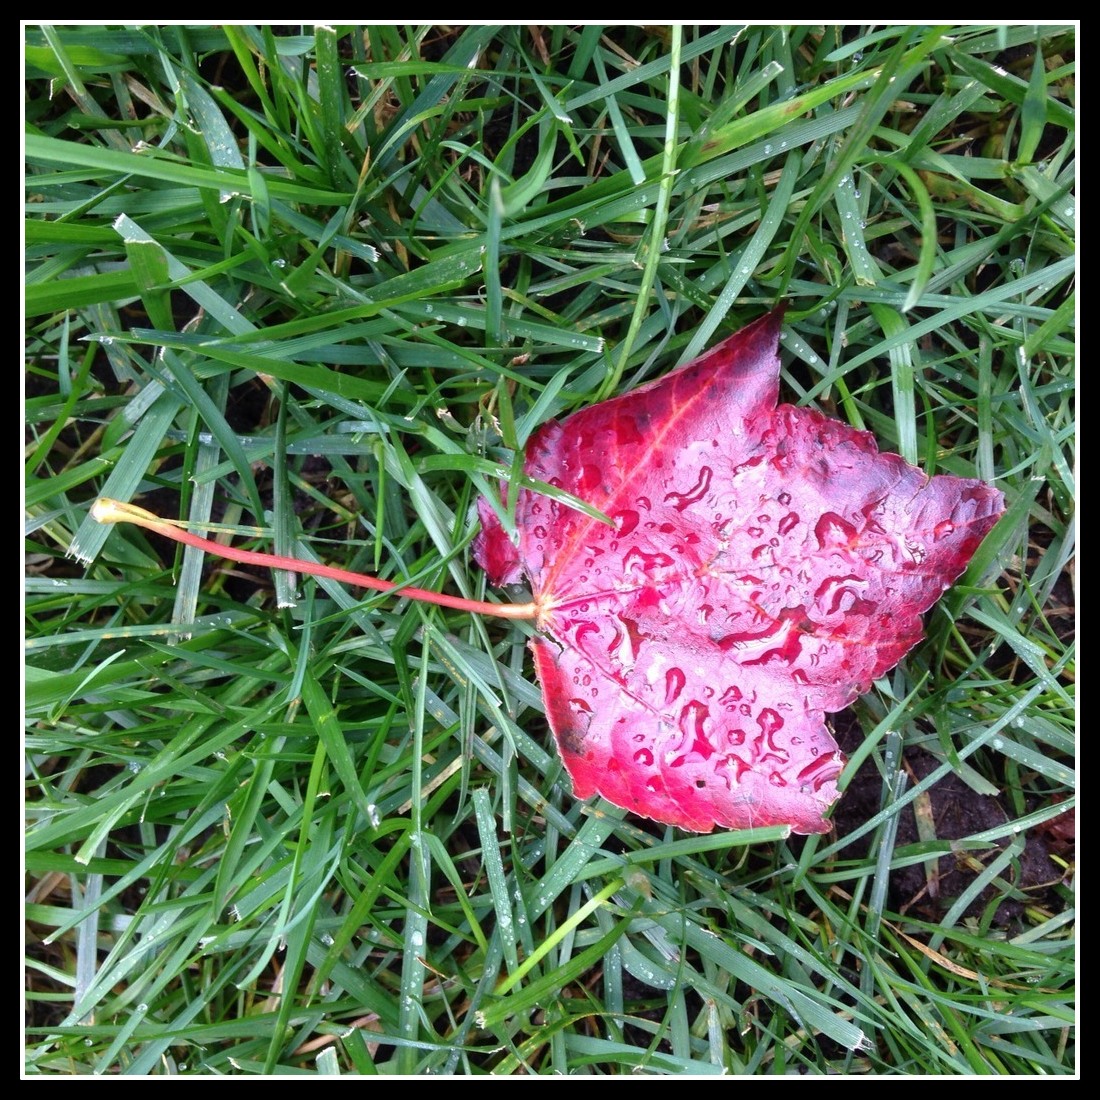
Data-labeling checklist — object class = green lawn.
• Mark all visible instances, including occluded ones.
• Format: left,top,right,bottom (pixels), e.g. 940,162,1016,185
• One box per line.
25,24,1075,1075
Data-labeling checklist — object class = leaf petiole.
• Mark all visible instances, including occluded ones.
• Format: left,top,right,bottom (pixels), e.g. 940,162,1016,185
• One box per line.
91,498,538,621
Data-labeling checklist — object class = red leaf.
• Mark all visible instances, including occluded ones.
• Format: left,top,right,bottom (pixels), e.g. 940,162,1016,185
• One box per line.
475,308,1004,834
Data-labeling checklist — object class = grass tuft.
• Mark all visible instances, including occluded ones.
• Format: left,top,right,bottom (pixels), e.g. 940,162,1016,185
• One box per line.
26,24,1074,1075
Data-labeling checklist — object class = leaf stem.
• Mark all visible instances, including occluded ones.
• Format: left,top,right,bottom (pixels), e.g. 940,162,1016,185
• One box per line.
91,498,538,621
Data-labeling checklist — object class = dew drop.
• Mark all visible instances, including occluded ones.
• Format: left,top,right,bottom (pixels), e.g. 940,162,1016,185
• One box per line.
664,465,713,511
757,709,784,737
815,512,858,549
778,512,799,535
904,539,926,565
664,667,686,706
634,748,654,767
578,464,601,492
614,509,640,537
720,685,743,708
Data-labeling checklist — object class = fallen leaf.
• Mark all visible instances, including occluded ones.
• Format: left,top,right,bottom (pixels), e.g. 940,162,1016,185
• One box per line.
475,307,1004,834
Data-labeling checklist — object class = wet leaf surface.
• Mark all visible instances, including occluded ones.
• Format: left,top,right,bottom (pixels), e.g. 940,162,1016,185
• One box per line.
476,308,1004,833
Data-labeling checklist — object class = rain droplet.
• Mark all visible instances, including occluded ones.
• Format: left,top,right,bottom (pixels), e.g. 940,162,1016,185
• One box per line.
904,539,926,564
720,685,743,708
757,708,784,736
578,464,602,492
613,509,640,537
664,466,712,511
815,512,857,549
664,667,686,706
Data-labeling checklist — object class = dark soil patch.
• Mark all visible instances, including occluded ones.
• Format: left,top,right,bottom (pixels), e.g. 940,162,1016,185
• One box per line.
833,724,1062,926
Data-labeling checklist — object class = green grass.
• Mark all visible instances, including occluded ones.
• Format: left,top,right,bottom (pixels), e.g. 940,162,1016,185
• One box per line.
25,24,1074,1075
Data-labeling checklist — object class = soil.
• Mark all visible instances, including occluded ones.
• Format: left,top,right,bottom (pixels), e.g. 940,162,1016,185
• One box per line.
831,718,1065,926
